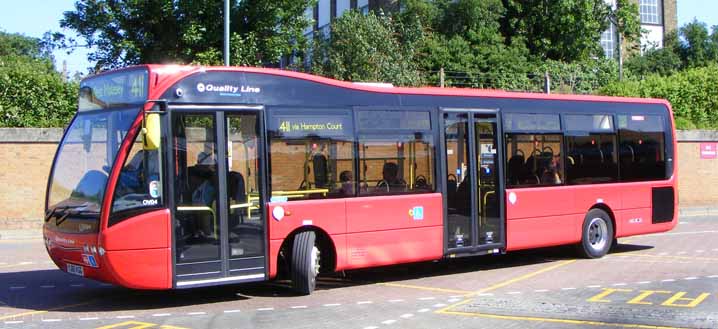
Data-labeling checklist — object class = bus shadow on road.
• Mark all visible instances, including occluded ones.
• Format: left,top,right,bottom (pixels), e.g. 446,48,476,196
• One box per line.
0,243,656,313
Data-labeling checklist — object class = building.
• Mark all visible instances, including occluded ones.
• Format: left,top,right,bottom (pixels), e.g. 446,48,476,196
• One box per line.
601,0,678,58
302,0,677,62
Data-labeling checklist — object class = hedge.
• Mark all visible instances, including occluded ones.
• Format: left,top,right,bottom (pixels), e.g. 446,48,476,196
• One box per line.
599,65,718,129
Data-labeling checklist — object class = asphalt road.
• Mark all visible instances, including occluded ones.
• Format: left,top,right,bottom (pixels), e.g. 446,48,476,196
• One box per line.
1,215,717,329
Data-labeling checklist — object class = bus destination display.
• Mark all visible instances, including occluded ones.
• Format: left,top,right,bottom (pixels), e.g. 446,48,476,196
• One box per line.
79,69,148,111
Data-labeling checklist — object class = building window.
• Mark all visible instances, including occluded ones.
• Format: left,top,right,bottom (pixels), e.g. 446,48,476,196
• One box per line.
601,23,616,59
639,0,661,25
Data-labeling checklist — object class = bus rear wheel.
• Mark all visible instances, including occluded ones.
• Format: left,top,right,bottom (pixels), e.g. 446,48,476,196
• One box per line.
577,209,614,259
291,231,319,295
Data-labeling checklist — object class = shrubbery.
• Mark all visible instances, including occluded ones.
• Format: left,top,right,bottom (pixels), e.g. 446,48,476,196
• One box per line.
0,56,78,127
599,65,718,129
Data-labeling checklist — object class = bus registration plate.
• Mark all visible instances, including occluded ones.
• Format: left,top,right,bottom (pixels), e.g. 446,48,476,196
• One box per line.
67,263,84,277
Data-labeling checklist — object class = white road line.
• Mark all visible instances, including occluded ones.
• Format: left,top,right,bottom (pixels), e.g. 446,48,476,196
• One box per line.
80,317,99,321
707,275,718,278
188,312,206,315
449,295,464,298
417,308,430,313
0,262,7,265
362,327,379,329
4,321,24,324
418,297,435,301
587,285,601,288
561,287,577,291
448,298,461,302
357,301,373,305
432,303,447,308
9,286,26,290
291,305,308,309
323,303,341,307
116,315,135,319
223,309,241,313
534,289,549,293
696,250,705,253
507,291,522,295
638,281,652,284
18,262,34,265
684,277,698,280
389,299,404,303
477,293,494,296
400,314,414,319
712,249,718,252
661,279,676,282
152,313,171,317
381,319,397,325
257,308,274,311
41,319,62,322
612,283,627,286
676,251,687,255
40,285,55,289
658,252,669,256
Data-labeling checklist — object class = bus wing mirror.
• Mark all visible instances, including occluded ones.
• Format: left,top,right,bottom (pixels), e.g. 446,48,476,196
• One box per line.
142,113,161,151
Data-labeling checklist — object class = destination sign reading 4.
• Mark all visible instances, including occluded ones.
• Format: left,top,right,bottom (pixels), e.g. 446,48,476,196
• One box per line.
79,69,148,111
272,114,350,137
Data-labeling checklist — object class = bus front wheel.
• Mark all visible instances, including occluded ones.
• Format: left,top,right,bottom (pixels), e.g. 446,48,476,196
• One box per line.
291,231,319,295
577,209,614,259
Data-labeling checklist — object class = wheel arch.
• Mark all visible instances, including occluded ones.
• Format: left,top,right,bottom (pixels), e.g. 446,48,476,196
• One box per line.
278,226,337,277
589,203,616,239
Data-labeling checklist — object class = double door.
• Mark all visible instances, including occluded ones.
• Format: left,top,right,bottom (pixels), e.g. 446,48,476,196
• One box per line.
443,110,504,252
169,107,267,287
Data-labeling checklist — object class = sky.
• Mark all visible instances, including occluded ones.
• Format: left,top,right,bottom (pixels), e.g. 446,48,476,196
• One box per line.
0,0,717,76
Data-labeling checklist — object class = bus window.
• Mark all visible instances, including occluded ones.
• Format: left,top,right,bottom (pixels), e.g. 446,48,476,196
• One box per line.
561,114,618,185
110,132,163,225
358,134,434,195
617,114,666,181
505,134,563,187
565,134,618,184
268,111,355,199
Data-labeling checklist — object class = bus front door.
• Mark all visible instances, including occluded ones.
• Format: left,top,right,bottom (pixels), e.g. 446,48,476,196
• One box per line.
443,110,505,253
170,108,267,288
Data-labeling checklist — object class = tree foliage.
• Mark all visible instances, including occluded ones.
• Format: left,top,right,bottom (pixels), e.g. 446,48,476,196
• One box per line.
0,32,78,127
311,10,424,86
60,0,314,70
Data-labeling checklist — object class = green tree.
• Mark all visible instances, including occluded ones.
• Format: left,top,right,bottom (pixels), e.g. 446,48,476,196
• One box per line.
679,20,718,68
0,32,78,127
60,0,314,70
311,10,424,86
501,0,612,61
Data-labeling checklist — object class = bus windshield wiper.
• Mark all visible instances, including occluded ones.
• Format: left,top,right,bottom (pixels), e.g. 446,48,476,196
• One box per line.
45,203,92,223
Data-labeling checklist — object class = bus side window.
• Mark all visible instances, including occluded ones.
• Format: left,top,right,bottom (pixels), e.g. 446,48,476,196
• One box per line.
617,114,667,181
268,111,355,200
504,134,562,187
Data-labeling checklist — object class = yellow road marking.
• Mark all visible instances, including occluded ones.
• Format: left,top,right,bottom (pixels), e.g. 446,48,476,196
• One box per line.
378,283,471,295
622,253,718,262
0,300,97,321
436,259,577,313
95,321,157,329
438,310,690,329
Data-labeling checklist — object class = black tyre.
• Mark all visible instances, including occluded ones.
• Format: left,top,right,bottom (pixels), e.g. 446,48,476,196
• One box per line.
577,209,614,259
291,231,319,295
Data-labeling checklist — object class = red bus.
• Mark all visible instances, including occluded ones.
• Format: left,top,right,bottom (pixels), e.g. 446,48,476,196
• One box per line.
44,65,678,294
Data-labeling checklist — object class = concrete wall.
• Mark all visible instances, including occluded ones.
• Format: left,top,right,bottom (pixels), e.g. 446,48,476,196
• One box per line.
0,128,715,230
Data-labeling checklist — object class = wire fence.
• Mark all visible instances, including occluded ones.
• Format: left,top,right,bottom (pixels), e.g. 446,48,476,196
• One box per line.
422,69,608,95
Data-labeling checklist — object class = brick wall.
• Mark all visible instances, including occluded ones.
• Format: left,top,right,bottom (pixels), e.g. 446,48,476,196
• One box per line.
0,128,715,230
